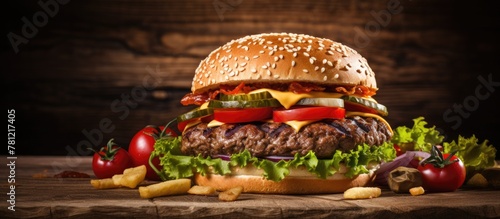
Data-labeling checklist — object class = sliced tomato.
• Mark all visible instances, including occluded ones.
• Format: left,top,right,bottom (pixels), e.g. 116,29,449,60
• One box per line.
214,107,273,123
344,101,379,115
273,106,345,122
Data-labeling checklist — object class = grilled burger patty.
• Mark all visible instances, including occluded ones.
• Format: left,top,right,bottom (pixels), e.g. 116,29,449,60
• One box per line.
181,116,392,159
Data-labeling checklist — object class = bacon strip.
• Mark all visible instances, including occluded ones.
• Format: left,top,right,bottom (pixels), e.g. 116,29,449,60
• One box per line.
181,82,377,106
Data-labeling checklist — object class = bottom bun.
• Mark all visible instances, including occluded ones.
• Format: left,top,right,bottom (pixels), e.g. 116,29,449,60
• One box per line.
194,164,378,194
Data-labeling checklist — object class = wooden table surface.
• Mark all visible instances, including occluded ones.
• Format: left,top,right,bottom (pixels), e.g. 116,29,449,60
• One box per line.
2,156,500,219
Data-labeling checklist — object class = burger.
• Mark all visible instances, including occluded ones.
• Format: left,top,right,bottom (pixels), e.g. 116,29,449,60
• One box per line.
151,33,395,194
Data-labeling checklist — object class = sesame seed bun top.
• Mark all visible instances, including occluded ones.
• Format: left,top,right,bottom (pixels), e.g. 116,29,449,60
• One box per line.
191,33,377,94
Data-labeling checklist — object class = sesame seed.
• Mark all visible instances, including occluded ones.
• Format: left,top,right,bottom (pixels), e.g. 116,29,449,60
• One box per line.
253,55,259,59
309,58,315,64
327,50,334,55
273,75,280,79
272,63,277,69
225,75,229,80
267,70,271,76
240,62,247,67
219,70,224,74
279,54,284,59
308,39,313,43
292,60,296,67
274,56,279,62
234,63,238,68
251,68,257,73
259,50,265,54
315,66,319,71
293,52,298,57
269,50,274,56
211,79,216,84
244,56,250,61
303,52,310,57
239,67,245,72
334,74,339,79
228,54,232,59
327,61,333,67
321,67,326,73
303,69,309,73
262,65,268,69
323,76,327,81
322,59,327,64
242,46,249,51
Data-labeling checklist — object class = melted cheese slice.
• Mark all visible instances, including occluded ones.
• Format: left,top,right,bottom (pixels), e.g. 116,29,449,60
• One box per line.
283,120,318,132
207,120,225,128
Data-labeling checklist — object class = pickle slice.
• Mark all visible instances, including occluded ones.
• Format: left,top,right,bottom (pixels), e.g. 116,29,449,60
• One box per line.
208,98,281,108
219,91,272,101
296,98,344,107
342,95,388,116
177,107,214,122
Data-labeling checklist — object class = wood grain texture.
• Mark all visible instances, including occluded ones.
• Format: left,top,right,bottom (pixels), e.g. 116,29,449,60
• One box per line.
1,156,500,219
3,0,500,156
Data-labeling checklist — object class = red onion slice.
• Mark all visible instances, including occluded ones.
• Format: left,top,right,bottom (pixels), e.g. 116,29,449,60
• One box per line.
263,156,295,162
374,151,430,186
213,154,231,161
213,155,295,162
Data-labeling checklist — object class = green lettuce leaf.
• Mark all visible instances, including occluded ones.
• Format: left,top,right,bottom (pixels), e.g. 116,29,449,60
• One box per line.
391,117,496,175
391,117,444,152
442,135,497,174
151,136,396,182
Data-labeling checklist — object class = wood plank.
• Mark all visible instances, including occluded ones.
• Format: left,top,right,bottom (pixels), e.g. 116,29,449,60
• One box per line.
2,156,500,218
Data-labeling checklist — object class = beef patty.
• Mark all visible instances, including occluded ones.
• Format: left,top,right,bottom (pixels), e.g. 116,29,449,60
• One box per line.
181,116,392,159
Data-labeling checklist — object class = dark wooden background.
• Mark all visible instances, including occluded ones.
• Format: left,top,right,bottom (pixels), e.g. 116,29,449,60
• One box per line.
3,0,500,158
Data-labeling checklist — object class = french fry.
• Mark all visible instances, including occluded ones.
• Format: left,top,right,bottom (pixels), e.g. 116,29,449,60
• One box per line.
90,178,121,189
409,186,425,196
343,187,381,200
112,174,123,186
139,179,191,199
188,185,217,196
218,186,243,202
119,165,147,188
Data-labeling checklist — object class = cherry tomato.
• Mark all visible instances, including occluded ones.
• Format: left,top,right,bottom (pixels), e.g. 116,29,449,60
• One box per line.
273,106,345,122
417,150,466,192
129,126,177,180
92,139,132,179
214,107,273,123
393,144,403,157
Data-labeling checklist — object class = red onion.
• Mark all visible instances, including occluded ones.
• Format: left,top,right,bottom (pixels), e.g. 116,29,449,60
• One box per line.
374,151,430,186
